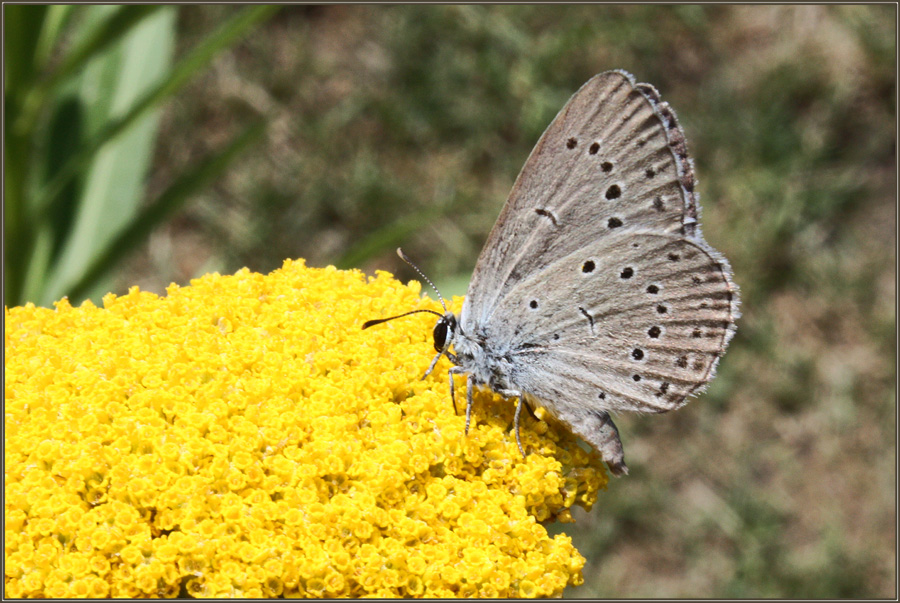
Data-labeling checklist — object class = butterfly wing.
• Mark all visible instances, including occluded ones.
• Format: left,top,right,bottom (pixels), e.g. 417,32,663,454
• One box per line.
487,232,736,413
459,70,739,417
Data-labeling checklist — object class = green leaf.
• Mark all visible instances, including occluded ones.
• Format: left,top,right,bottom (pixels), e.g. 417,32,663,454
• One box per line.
3,5,47,95
41,6,163,95
11,6,164,139
32,5,76,70
32,6,178,306
65,119,268,304
32,5,280,222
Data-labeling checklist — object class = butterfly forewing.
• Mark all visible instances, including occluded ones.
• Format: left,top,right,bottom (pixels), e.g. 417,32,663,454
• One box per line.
461,70,702,329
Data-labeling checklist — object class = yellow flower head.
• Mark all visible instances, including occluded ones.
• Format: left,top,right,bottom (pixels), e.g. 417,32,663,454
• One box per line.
5,260,608,597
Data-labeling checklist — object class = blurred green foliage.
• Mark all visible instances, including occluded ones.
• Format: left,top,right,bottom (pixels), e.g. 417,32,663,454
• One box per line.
6,5,895,598
3,5,277,307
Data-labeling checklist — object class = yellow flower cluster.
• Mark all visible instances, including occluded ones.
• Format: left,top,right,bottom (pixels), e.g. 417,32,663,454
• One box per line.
4,259,607,598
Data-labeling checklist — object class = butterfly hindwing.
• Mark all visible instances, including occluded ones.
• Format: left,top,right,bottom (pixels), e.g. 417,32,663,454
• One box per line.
485,232,737,415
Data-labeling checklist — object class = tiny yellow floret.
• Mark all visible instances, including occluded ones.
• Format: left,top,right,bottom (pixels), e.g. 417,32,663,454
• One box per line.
5,260,608,597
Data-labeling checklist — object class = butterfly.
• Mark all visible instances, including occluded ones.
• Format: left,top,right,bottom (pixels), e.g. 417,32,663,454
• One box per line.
365,70,740,476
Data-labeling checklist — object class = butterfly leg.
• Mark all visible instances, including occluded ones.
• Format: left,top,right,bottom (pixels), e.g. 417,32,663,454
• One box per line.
448,366,465,415
513,397,526,457
494,389,527,457
464,373,474,435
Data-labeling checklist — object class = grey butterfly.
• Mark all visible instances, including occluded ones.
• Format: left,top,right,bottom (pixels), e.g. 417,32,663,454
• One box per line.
365,70,739,477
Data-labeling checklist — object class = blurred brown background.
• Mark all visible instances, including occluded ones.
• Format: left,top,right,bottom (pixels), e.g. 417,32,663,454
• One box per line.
26,5,899,598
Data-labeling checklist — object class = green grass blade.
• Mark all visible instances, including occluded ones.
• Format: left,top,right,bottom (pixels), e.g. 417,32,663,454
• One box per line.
32,5,76,70
36,6,177,307
12,6,164,138
4,142,26,304
31,6,279,219
335,206,444,271
65,119,268,304
3,5,47,94
3,5,51,304
41,6,162,93
6,6,168,306
32,5,280,219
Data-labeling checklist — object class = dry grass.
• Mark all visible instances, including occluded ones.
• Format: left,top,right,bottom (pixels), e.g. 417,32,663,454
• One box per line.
128,5,895,597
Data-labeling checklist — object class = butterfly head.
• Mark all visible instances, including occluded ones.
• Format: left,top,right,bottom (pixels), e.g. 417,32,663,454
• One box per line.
361,248,462,377
362,308,459,378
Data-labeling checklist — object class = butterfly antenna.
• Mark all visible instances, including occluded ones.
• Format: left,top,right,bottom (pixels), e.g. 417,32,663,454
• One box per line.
362,308,443,330
396,248,448,313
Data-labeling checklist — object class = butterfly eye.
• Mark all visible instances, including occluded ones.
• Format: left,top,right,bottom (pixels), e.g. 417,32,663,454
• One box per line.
432,315,456,353
432,321,448,353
